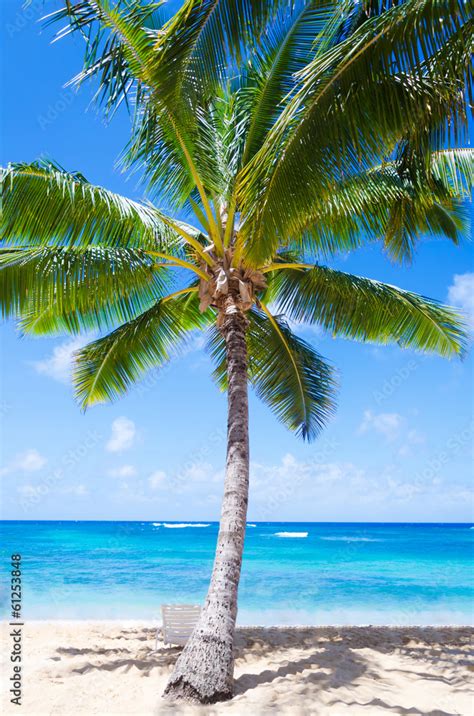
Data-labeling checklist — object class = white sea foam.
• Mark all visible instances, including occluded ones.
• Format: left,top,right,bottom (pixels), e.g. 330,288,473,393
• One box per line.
152,522,162,526
247,523,257,527
274,531,308,538
320,536,381,542
163,523,210,528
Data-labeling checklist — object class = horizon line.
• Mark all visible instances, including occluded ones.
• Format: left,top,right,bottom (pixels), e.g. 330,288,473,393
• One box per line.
1,519,473,525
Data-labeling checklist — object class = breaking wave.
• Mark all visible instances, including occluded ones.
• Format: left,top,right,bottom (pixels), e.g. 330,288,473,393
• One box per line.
163,523,210,529
320,536,382,542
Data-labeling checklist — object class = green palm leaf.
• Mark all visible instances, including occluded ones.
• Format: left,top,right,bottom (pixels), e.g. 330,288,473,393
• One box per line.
238,0,472,263
291,148,473,262
241,1,337,164
148,0,284,100
47,0,284,213
48,1,214,213
271,263,467,356
207,306,337,441
46,0,163,116
431,149,474,198
0,246,172,334
73,288,209,408
0,160,190,251
128,88,244,208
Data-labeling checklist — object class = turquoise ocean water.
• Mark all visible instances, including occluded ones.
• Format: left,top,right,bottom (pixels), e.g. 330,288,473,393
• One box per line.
0,521,472,625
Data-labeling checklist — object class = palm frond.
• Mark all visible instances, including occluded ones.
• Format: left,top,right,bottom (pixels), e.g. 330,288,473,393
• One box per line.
0,160,192,251
241,1,337,164
193,91,243,204
207,305,337,441
73,289,210,408
290,148,473,262
272,263,468,356
431,148,474,198
238,0,472,264
147,0,284,101
45,0,163,116
128,88,244,209
123,101,200,208
0,246,173,335
46,2,220,222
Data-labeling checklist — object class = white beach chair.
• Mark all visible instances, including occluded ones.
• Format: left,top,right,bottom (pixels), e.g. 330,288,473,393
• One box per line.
156,604,201,649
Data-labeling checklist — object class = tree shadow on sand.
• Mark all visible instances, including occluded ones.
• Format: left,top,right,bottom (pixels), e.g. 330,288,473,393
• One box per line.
233,626,472,715
233,646,367,695
52,625,472,714
328,698,460,716
55,628,180,677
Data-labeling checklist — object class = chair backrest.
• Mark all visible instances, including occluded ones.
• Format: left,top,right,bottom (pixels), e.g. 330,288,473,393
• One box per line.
161,604,201,646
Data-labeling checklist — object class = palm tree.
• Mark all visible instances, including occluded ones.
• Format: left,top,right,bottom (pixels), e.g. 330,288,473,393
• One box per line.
1,0,473,704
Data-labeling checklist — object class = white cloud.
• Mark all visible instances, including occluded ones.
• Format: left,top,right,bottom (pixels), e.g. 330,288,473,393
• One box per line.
106,417,136,453
186,334,206,352
61,484,89,497
407,429,425,445
398,429,426,457
386,478,423,501
247,453,370,520
1,449,47,476
158,462,224,495
448,273,474,330
247,451,467,517
358,410,403,441
179,462,218,483
17,484,39,498
107,465,137,478
17,449,47,471
32,336,90,384
112,461,220,502
149,470,166,490
250,453,364,496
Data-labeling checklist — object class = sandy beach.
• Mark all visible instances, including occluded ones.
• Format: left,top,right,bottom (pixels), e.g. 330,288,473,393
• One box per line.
1,621,472,715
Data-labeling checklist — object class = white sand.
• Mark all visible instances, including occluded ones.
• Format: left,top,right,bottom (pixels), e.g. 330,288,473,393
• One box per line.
1,621,472,715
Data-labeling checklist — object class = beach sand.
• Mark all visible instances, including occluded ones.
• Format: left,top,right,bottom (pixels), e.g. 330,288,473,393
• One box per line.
1,622,472,715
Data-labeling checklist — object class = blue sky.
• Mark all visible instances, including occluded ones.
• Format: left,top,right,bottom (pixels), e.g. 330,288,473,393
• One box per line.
0,1,473,522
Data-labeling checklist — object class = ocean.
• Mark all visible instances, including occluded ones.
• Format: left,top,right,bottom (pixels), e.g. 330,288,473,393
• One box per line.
1,521,473,625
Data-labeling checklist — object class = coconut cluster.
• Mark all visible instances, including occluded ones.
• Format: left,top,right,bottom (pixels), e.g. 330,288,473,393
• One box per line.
198,247,267,320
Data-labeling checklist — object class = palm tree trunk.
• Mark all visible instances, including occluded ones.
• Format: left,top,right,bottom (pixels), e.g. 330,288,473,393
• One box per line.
164,299,250,704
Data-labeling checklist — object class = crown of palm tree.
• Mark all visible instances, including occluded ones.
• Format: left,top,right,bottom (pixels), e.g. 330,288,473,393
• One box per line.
1,0,472,441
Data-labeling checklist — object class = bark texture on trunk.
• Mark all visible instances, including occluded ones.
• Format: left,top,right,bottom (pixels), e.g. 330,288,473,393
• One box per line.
164,297,250,704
